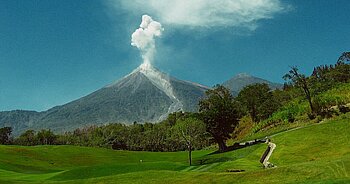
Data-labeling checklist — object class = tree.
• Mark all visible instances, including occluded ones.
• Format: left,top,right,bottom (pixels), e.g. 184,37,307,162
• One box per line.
17,130,36,146
237,83,280,122
310,52,350,91
37,129,57,145
173,117,206,165
337,52,350,63
0,127,12,145
127,123,145,151
105,123,129,150
283,66,315,114
167,111,186,126
199,85,241,152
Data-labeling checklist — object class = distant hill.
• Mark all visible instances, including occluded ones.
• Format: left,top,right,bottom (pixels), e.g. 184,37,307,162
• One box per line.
222,73,283,95
0,65,209,135
0,110,41,133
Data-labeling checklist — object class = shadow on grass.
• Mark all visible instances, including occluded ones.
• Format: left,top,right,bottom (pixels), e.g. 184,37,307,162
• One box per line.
193,139,267,166
209,139,267,155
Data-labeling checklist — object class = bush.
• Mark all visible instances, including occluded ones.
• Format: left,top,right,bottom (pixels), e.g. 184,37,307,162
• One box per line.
312,94,346,118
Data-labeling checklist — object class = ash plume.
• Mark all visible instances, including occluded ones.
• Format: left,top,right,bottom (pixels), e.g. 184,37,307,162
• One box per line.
131,15,164,67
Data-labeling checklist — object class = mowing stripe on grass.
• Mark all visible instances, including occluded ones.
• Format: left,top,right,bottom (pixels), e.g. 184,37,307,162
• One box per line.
181,166,196,172
197,163,220,172
0,168,64,181
191,165,208,171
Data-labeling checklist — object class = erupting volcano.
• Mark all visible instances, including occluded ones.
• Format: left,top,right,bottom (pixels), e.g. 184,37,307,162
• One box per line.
0,15,209,135
2,62,209,135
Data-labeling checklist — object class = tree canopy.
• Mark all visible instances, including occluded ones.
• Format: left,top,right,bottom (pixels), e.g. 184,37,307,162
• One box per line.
283,66,315,115
199,85,241,152
172,117,207,165
237,83,280,123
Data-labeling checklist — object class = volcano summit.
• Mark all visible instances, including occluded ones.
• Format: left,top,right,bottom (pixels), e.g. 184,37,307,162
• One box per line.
0,65,209,135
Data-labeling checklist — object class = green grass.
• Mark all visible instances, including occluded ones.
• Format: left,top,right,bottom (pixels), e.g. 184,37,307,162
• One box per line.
1,113,350,183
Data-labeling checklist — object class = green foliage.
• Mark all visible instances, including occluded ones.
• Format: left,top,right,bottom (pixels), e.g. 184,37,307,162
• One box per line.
311,83,350,118
172,117,207,165
250,98,305,133
252,82,350,133
15,130,36,146
283,66,315,114
37,129,57,145
12,112,211,152
274,100,307,122
237,83,280,122
0,127,12,144
199,85,241,152
172,117,207,149
317,83,350,105
311,52,350,93
232,116,254,141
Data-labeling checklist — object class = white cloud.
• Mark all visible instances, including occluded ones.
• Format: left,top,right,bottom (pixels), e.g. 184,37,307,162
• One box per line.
115,0,287,30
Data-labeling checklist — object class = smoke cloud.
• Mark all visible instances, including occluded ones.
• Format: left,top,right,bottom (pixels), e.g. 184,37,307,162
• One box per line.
117,0,288,31
131,15,164,67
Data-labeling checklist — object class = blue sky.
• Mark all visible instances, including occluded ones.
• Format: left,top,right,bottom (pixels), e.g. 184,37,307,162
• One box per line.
1,0,350,111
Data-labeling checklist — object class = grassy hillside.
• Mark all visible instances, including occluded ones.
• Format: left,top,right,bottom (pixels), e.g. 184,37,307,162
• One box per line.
1,113,350,183
246,82,350,140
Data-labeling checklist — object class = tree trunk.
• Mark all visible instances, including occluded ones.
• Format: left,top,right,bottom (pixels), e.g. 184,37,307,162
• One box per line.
251,105,257,123
188,144,192,166
303,86,314,113
216,137,227,152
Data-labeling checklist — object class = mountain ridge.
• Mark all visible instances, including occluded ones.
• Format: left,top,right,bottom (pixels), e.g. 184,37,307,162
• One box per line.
222,73,283,95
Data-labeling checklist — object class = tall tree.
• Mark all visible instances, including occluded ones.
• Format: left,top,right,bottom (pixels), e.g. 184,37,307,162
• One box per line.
0,127,12,145
199,85,241,152
237,83,279,122
173,117,206,165
283,66,315,114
